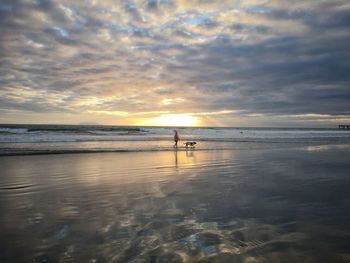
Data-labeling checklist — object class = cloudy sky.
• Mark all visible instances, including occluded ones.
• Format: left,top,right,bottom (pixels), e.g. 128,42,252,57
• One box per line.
1,0,349,127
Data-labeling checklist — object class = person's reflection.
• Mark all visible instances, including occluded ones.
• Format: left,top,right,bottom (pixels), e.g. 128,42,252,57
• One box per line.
174,148,178,168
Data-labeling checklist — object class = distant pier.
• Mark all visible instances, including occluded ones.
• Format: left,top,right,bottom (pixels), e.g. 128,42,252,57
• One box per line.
339,125,350,130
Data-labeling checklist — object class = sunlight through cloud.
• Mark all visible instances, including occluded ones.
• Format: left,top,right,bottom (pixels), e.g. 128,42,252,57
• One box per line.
140,114,201,127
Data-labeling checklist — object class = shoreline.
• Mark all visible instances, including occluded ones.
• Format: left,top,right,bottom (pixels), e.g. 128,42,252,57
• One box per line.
1,141,350,157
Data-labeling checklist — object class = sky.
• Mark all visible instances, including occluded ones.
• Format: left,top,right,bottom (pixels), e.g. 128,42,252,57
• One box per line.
0,0,350,127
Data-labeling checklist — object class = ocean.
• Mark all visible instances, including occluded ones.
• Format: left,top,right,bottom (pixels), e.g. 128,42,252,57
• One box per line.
1,124,349,155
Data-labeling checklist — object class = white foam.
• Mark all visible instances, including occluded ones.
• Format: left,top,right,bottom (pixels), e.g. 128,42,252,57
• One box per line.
0,128,28,134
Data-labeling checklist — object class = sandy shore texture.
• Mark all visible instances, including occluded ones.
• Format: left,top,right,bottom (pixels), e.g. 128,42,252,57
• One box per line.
1,145,350,262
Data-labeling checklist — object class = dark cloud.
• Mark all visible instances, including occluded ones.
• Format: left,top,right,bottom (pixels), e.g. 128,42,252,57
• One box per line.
145,0,158,10
231,23,270,34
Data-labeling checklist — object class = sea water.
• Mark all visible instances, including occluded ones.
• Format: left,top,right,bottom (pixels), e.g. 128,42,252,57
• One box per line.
1,124,349,155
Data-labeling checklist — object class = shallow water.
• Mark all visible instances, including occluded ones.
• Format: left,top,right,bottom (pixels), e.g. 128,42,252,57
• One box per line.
1,145,350,262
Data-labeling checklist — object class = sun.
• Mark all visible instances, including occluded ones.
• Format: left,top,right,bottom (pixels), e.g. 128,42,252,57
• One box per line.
141,114,200,127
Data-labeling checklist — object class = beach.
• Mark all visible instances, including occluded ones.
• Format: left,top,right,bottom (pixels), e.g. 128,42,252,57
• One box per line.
1,137,350,262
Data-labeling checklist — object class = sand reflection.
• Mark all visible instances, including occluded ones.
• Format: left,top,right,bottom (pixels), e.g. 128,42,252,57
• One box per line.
1,148,350,262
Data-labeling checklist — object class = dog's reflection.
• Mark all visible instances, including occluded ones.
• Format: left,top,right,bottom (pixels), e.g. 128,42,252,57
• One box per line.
186,149,195,158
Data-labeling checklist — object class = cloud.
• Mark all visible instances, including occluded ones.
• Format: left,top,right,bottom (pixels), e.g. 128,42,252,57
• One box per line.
0,0,349,126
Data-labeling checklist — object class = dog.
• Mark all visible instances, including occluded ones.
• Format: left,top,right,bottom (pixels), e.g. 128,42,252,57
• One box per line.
184,141,197,148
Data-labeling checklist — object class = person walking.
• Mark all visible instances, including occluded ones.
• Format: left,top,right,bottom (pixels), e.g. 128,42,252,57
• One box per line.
174,130,180,148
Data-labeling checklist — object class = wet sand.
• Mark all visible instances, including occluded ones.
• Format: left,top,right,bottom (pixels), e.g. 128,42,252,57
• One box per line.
1,145,350,262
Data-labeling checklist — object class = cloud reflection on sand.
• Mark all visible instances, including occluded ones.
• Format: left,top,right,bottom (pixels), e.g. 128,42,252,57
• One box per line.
1,147,350,262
